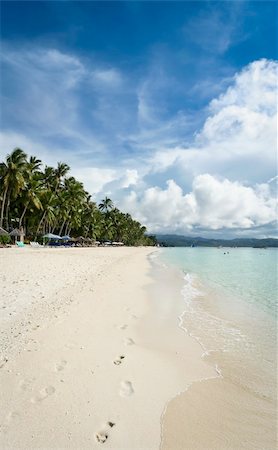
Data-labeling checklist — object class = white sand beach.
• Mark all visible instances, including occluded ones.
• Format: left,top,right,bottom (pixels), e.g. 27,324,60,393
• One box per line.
0,246,216,449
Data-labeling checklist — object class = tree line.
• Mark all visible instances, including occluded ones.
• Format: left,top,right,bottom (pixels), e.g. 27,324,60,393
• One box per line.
0,148,156,246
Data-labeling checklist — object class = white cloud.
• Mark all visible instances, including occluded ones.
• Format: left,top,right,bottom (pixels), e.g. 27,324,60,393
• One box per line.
209,59,276,113
121,175,277,233
121,169,139,188
71,167,117,195
150,59,277,185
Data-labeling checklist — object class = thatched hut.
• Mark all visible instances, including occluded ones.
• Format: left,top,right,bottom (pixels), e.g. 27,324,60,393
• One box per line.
9,227,25,243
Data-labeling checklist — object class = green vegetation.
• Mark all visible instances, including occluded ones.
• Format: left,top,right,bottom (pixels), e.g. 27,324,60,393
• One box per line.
0,148,156,246
156,234,278,248
0,234,11,245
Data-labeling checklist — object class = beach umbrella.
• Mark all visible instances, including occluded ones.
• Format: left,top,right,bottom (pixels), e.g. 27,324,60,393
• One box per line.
43,233,62,239
0,227,9,236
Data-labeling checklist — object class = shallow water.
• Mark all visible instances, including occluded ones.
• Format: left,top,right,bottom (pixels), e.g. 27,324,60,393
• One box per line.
158,247,277,449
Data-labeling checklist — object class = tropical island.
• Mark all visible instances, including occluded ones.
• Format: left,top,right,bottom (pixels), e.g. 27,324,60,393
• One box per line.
156,234,278,248
0,148,156,246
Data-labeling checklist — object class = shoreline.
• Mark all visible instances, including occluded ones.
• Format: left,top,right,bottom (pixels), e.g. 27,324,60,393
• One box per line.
160,249,277,450
0,246,215,449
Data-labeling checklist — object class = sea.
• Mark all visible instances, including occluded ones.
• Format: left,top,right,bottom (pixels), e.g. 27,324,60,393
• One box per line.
156,247,277,449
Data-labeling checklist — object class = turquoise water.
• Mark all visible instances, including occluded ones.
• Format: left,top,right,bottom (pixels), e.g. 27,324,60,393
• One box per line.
160,247,277,317
158,247,277,403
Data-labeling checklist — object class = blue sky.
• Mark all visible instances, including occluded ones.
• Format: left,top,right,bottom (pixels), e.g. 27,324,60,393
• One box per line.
1,1,277,237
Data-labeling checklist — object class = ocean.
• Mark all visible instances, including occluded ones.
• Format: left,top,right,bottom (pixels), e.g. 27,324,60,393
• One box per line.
157,247,277,449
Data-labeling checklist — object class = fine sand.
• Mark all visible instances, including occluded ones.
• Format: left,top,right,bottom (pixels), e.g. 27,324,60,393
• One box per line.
0,246,216,449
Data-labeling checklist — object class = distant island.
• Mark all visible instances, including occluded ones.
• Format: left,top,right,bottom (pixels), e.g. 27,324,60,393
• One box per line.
155,234,278,248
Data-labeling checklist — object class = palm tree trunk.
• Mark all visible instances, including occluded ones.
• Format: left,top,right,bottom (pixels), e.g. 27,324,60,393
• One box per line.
36,210,47,236
19,201,30,227
65,221,71,236
59,219,66,236
5,195,10,230
0,185,8,228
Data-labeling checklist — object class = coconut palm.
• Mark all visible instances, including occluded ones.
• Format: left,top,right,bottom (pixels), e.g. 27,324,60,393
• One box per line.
99,197,114,214
0,148,27,228
27,156,42,174
54,162,70,193
18,178,43,227
36,163,70,235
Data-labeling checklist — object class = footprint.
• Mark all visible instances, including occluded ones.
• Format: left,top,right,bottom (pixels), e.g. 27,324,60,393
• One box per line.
31,385,55,403
124,337,135,346
119,381,134,397
94,421,115,444
19,378,34,392
55,360,67,372
95,431,108,444
113,356,125,365
118,324,128,330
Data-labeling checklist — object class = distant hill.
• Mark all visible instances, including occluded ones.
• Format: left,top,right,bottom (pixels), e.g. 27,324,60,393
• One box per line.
155,234,278,248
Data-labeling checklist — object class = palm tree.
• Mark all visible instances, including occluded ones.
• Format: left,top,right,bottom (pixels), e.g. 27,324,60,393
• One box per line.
62,177,86,236
99,197,114,214
18,178,43,227
36,162,69,235
0,148,27,228
27,156,42,174
17,156,42,229
54,162,70,193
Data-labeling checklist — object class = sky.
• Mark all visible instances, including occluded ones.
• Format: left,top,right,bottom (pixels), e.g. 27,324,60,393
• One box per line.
0,1,277,238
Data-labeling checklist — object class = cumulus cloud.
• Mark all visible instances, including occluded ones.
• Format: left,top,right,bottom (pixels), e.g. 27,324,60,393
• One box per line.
121,175,277,233
71,167,117,195
150,59,277,185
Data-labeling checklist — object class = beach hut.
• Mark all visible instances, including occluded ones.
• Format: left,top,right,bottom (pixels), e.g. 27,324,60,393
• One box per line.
10,227,25,243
